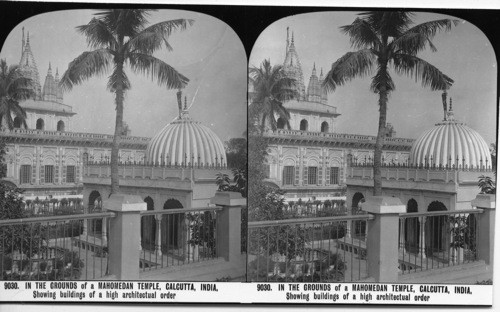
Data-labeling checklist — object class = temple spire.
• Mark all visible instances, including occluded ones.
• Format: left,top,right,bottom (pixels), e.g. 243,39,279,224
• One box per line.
22,27,25,54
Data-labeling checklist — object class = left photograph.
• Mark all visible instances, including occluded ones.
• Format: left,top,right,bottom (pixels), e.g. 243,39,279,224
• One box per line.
0,9,247,282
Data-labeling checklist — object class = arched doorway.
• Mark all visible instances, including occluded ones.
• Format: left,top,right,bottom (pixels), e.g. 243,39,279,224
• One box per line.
141,197,155,250
162,199,183,252
276,118,286,129
36,118,44,130
426,201,447,257
351,192,366,238
321,121,329,133
299,119,308,131
57,120,65,132
404,199,420,253
88,191,102,236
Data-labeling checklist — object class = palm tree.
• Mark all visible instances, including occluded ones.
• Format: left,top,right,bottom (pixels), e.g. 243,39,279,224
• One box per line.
60,9,191,194
0,59,35,130
249,59,298,131
323,11,456,196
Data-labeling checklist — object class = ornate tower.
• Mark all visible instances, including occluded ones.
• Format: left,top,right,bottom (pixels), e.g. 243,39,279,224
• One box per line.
19,30,42,99
42,63,58,102
283,28,306,100
306,63,322,103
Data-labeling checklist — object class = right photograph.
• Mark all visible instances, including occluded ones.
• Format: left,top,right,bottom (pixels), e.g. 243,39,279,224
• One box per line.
247,11,496,284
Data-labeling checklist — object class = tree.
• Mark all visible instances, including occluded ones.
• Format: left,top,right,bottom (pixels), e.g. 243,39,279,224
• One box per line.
60,9,191,194
225,137,247,169
249,59,298,131
478,175,495,194
0,59,35,130
323,12,456,195
0,182,45,258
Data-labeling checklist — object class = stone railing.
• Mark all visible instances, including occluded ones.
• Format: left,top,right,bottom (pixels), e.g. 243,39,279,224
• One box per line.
264,129,414,147
0,128,150,147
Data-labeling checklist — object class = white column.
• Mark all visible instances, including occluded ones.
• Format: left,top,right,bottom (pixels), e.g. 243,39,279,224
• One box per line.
155,215,162,255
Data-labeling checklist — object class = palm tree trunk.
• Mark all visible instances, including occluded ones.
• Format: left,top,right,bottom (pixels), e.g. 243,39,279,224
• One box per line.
110,63,125,195
374,85,388,196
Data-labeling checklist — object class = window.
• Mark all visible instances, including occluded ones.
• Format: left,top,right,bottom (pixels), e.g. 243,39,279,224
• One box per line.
57,120,65,132
321,121,329,133
283,166,294,185
330,167,339,185
45,165,54,183
82,153,89,165
20,165,31,184
264,164,270,179
307,166,317,185
36,118,44,130
66,165,76,183
13,117,22,129
300,119,308,131
276,118,286,129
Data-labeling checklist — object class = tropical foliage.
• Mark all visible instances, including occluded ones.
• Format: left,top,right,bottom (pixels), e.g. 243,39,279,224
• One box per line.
0,59,35,130
323,11,457,195
478,175,495,194
249,59,298,131
60,9,192,194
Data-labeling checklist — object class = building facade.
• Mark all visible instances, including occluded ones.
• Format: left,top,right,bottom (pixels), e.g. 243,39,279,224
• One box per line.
262,29,413,202
0,29,147,199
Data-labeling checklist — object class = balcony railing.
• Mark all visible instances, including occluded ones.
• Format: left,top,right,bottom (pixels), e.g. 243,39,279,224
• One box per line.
398,209,482,275
0,212,114,281
264,129,414,147
139,207,222,271
248,214,373,282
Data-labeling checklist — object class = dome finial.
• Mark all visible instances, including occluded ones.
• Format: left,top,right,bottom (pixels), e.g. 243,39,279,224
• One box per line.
441,89,448,121
176,89,183,119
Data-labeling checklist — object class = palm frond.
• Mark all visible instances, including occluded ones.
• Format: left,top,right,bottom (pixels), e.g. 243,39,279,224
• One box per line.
59,49,113,92
360,11,413,38
94,9,152,38
370,67,395,93
322,49,376,92
341,18,382,50
393,53,454,90
129,19,194,53
107,65,131,92
392,19,458,54
77,18,117,50
127,53,189,89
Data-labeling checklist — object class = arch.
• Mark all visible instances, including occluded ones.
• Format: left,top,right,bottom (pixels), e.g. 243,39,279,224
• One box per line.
299,119,308,131
36,118,44,130
404,199,420,253
162,198,184,249
321,121,329,133
141,196,156,250
276,118,286,129
351,192,366,238
351,192,365,209
88,190,102,212
13,117,23,129
425,201,448,257
88,190,102,236
57,120,65,132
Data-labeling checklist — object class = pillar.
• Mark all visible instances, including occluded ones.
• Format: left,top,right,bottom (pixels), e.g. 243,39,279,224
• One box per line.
104,194,146,280
155,215,162,256
210,191,245,263
361,196,406,282
472,194,495,265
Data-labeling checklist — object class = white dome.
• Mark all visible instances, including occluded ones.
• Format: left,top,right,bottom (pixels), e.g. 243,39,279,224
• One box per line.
410,119,491,169
146,113,226,167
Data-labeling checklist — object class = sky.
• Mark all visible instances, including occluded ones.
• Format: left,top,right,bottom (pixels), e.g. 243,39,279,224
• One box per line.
250,11,497,145
0,9,247,142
